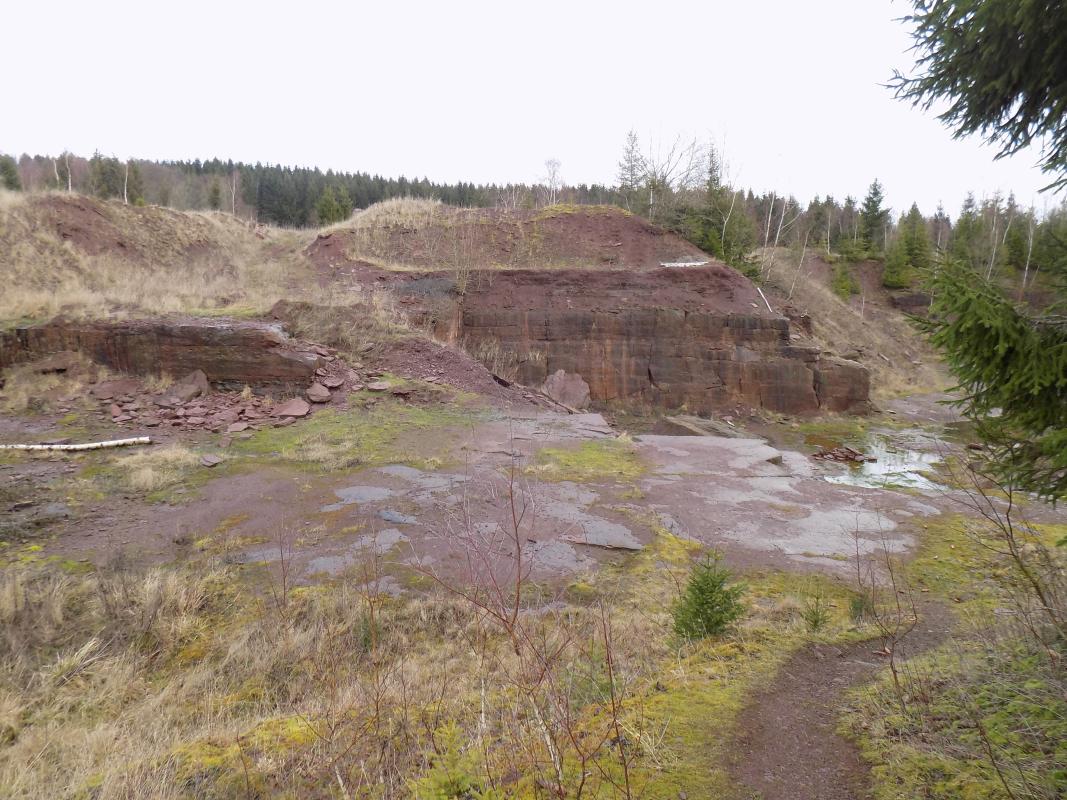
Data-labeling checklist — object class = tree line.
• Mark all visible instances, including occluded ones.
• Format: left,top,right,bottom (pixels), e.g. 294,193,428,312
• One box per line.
2,152,618,227
2,145,1063,300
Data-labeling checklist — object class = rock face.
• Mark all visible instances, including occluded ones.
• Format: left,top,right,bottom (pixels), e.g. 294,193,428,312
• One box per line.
436,267,870,415
0,318,325,390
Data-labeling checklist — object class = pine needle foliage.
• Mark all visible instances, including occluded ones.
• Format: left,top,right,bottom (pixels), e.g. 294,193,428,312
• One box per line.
924,258,1067,500
893,0,1067,189
671,553,745,641
409,723,501,800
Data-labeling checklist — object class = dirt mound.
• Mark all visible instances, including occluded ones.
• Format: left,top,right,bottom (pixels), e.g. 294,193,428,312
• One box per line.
307,201,710,274
267,299,544,407
1,193,252,266
0,193,309,322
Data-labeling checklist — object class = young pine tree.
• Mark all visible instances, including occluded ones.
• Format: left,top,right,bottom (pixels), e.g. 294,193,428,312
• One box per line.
859,179,890,253
0,155,21,191
883,203,931,289
208,179,222,210
314,186,342,225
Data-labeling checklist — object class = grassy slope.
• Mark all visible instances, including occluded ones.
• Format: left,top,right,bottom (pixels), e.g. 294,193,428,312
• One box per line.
759,247,949,401
0,191,310,324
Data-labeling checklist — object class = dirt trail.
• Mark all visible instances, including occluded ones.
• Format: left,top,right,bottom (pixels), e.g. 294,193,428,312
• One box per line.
726,603,952,799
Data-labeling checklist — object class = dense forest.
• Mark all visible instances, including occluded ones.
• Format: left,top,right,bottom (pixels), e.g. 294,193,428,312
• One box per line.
2,143,1064,302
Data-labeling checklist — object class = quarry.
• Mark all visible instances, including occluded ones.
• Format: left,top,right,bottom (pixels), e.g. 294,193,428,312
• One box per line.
0,193,1063,800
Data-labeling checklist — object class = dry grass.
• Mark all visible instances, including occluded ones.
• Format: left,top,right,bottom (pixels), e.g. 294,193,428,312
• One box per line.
0,193,310,323
113,444,203,493
0,513,869,798
0,354,105,415
343,196,446,232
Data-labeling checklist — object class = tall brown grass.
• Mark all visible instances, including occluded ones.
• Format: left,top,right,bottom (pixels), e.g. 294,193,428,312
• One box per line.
0,192,306,322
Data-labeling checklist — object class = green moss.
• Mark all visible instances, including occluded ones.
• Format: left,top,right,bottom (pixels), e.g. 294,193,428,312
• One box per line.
846,643,1067,800
845,513,1067,799
905,514,1001,611
526,439,645,483
231,402,478,472
795,416,873,445
633,570,869,796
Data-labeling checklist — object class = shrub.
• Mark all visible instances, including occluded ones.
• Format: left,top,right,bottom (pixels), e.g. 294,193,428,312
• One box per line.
671,553,745,640
802,590,831,632
831,262,860,299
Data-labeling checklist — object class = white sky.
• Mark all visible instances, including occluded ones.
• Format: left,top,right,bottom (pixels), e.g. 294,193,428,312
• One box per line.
4,0,1062,216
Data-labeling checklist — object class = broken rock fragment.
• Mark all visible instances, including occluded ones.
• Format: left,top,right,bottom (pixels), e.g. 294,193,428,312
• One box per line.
306,382,331,403
170,369,211,403
273,398,312,418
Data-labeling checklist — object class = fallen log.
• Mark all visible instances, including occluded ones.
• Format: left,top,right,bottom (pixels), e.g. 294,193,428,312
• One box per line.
0,437,152,452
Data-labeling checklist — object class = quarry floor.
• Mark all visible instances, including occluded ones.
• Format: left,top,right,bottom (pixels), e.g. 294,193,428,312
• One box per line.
3,388,1064,799
7,397,962,586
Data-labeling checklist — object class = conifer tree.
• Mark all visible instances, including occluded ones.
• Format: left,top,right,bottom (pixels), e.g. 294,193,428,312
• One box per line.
898,0,1067,500
0,155,20,191
616,130,646,212
208,179,222,210
315,186,342,225
859,179,890,252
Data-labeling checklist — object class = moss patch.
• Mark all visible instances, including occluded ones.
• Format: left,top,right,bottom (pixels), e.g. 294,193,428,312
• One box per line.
844,512,1067,800
533,203,632,221
526,439,645,483
230,401,479,472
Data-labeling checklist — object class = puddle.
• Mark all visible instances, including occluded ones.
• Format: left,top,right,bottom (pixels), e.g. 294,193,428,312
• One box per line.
813,432,944,491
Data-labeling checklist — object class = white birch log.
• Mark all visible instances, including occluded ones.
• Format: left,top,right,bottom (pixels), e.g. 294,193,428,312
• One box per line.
0,437,152,452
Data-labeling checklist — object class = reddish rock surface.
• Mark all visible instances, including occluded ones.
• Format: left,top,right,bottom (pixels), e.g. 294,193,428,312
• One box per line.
0,317,326,389
542,369,591,409
434,267,870,415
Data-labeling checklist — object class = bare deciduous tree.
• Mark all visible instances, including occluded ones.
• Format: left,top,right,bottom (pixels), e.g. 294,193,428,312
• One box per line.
538,159,562,207
643,135,707,222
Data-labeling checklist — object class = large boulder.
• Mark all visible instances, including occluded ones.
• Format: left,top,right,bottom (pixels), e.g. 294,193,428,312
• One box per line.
813,359,871,414
542,370,591,409
170,369,211,403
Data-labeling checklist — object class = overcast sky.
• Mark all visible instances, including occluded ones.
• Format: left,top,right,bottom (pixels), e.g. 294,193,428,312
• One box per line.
4,0,1062,216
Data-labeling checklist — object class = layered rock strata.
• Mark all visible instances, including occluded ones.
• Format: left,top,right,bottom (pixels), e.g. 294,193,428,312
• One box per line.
0,318,325,390
430,267,869,415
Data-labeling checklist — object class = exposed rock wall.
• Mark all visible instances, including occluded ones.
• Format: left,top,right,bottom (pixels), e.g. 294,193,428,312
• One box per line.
0,318,325,389
439,268,869,415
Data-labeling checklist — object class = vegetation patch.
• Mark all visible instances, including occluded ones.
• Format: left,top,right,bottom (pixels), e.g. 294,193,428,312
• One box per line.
533,203,632,221
526,438,645,483
76,443,223,504
231,402,479,472
844,509,1067,800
